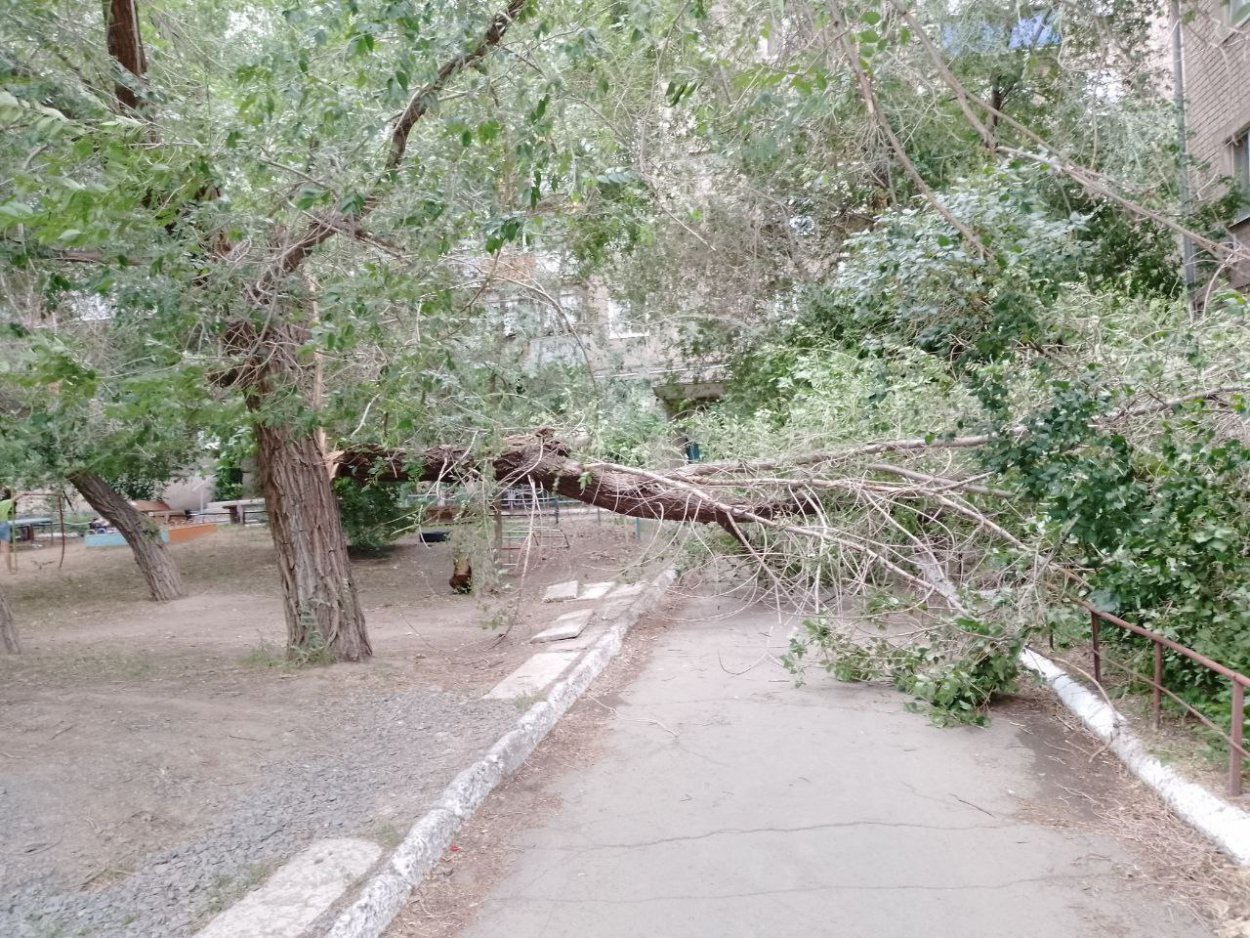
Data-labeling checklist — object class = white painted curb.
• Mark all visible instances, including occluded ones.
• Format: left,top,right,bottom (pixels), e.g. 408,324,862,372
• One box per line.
315,568,678,938
1019,647,1250,865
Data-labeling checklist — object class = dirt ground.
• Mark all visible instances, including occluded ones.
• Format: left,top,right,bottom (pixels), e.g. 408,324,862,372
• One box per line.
0,513,666,938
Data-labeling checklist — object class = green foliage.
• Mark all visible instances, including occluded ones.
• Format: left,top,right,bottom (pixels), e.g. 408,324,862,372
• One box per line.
1,0,687,506
211,428,255,501
805,167,1086,363
289,616,337,667
784,615,1023,726
701,149,1250,731
109,474,160,501
586,381,673,466
985,390,1250,713
333,479,420,551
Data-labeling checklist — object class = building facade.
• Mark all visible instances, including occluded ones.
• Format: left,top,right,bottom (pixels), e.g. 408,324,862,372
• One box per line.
1182,0,1250,285
471,251,724,405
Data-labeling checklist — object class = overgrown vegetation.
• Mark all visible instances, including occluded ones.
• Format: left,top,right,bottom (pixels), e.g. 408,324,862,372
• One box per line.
3,0,1250,739
333,479,421,551
688,168,1250,725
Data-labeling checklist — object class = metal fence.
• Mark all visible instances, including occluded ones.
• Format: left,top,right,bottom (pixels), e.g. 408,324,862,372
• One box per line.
1081,604,1250,796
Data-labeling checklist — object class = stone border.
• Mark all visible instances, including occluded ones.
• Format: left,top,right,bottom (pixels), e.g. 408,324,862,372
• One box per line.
1020,647,1250,865
316,568,678,938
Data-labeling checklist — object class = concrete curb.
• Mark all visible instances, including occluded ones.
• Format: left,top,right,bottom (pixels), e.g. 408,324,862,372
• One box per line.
316,568,678,938
1019,647,1250,865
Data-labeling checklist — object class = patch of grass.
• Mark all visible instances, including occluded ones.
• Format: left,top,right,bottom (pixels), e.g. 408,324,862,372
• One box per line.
482,602,519,632
289,636,336,667
27,650,160,684
369,821,405,849
239,640,286,669
21,915,92,938
513,692,545,711
242,632,336,669
287,614,337,667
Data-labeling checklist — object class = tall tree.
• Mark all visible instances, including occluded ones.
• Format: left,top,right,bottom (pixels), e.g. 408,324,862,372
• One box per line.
0,311,193,603
2,0,680,659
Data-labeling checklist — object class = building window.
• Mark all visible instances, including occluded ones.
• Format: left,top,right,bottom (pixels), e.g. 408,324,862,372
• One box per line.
607,298,648,339
1233,0,1250,27
1235,130,1250,224
554,288,584,332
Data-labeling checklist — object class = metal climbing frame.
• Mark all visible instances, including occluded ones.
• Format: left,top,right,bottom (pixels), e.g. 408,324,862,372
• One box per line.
494,483,571,572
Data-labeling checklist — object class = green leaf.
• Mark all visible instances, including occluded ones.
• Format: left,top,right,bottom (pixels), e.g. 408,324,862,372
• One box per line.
477,119,501,143
0,200,35,224
348,31,375,57
294,185,326,210
339,191,368,215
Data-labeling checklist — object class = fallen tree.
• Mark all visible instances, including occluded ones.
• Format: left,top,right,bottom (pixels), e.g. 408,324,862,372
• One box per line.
331,382,1250,726
330,429,1026,614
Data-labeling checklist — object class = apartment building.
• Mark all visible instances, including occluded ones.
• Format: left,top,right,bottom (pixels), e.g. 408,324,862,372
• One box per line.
1181,0,1250,285
469,251,725,413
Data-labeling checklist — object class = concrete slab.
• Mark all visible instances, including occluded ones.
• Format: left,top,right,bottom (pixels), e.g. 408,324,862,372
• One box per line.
194,838,380,938
456,598,1207,938
542,580,580,603
607,581,645,599
531,610,593,644
596,600,633,621
484,651,580,699
579,581,616,600
544,624,608,651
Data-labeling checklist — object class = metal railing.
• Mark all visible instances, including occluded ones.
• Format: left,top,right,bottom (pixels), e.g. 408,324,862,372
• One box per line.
1084,605,1250,796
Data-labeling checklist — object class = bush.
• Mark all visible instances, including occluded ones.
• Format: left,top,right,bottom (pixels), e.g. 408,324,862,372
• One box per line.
334,480,420,551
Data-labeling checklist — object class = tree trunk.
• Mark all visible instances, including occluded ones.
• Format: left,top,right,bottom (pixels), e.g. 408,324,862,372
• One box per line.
332,436,819,528
0,586,19,654
103,0,147,111
69,470,184,601
252,417,370,662
213,0,524,662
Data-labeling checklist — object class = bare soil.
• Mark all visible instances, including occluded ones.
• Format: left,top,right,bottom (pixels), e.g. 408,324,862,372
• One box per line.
0,514,662,938
1007,687,1250,936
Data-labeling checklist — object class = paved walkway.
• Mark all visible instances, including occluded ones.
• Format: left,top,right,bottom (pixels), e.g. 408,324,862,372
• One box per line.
452,596,1208,938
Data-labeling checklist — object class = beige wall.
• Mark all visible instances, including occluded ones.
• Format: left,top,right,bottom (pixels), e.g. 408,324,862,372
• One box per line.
1183,1,1250,283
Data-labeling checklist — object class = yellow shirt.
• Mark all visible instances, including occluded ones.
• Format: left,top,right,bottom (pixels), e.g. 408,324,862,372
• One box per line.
0,499,12,522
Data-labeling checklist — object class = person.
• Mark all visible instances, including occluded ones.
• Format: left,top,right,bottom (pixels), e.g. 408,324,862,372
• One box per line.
0,488,13,571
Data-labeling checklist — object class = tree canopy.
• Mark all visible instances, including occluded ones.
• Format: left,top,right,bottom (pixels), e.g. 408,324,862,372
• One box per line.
4,0,1250,731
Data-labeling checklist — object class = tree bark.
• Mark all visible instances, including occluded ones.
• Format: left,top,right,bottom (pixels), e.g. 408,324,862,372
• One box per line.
242,325,369,662
252,412,370,662
69,470,184,601
331,435,821,528
103,0,147,111
0,586,19,654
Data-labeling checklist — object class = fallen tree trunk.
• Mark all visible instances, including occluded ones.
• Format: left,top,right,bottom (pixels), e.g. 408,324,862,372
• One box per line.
330,433,1014,609
331,435,822,532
